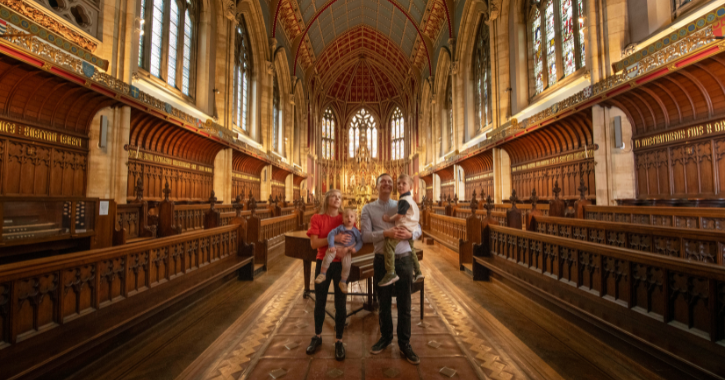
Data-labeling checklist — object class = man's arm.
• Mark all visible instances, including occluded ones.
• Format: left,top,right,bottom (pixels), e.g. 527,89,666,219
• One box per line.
361,205,384,244
393,224,421,240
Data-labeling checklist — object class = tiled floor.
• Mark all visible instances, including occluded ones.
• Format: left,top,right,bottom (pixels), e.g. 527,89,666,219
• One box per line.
243,282,481,380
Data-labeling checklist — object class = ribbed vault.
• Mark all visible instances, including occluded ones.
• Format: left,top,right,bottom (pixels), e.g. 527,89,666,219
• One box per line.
233,150,267,176
603,52,725,137
0,54,118,136
129,111,226,165
458,150,493,174
500,112,593,165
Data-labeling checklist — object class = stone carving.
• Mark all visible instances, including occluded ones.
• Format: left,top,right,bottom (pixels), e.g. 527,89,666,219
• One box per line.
222,0,236,22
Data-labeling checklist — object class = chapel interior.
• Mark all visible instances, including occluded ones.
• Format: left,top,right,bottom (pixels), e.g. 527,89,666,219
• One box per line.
1,0,725,379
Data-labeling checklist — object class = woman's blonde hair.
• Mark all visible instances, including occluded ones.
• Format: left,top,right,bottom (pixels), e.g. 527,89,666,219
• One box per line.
319,189,343,215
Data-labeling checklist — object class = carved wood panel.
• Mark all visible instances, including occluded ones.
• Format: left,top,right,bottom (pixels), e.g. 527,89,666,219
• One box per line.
635,137,725,198
465,173,493,200
3,137,87,196
232,172,261,200
512,159,594,200
127,160,213,201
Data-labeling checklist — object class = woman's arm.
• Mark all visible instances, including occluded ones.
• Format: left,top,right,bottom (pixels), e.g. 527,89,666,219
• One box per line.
309,235,329,249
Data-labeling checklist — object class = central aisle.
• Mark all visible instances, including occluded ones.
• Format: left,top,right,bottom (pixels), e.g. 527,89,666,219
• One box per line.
68,242,694,380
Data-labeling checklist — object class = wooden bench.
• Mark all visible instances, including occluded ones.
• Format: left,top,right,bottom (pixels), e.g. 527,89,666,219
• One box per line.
0,221,253,379
530,214,725,266
422,213,475,271
114,201,156,245
584,205,725,230
247,213,299,273
471,223,725,378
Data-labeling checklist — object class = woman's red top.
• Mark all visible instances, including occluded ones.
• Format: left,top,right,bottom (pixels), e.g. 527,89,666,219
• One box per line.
307,213,344,261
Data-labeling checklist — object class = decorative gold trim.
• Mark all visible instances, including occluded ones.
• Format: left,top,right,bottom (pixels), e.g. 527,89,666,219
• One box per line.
41,62,51,71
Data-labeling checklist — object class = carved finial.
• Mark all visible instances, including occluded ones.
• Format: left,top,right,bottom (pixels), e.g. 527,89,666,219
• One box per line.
162,180,171,201
233,195,244,216
530,189,539,210
553,181,561,200
453,193,459,205
578,177,588,200
510,189,519,205
470,190,479,212
248,189,253,200
484,195,494,217
268,194,274,204
134,176,144,202
248,195,257,216
208,190,217,209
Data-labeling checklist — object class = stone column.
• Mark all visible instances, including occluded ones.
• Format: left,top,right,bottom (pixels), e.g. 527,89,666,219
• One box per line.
493,147,511,203
213,148,233,203
261,165,272,201
285,173,293,201
87,106,131,204
592,105,635,205
433,173,441,201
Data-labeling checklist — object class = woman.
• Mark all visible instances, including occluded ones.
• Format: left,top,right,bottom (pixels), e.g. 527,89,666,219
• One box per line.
306,189,350,361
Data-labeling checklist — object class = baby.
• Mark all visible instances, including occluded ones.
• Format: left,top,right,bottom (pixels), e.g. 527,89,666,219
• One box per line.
379,174,424,287
314,208,363,294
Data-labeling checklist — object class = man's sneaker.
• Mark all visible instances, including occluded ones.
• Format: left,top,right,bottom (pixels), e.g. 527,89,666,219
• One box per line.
314,274,327,284
335,341,346,361
400,344,420,364
370,337,393,354
338,281,348,294
306,336,322,355
413,272,425,283
378,273,399,287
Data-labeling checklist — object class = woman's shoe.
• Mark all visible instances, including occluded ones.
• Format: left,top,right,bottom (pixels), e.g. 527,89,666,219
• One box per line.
306,336,322,355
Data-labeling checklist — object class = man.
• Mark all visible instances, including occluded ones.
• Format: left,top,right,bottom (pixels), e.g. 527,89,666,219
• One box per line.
360,173,422,364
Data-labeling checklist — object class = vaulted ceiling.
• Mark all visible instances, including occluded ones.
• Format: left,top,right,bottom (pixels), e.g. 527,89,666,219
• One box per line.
273,0,452,104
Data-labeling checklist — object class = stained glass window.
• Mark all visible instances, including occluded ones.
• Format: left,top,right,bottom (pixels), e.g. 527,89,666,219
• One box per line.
273,73,280,153
391,108,404,160
349,108,377,158
233,17,252,132
139,0,196,96
529,0,585,97
474,15,492,129
578,0,585,67
545,1,557,87
446,77,453,150
322,108,335,159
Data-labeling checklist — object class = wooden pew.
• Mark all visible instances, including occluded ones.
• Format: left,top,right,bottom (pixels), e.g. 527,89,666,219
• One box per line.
530,214,725,266
423,213,474,270
247,213,299,272
114,202,156,245
471,223,725,378
0,221,254,380
583,205,725,230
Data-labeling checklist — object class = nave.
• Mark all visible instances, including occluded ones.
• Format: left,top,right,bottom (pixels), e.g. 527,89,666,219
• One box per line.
64,242,696,380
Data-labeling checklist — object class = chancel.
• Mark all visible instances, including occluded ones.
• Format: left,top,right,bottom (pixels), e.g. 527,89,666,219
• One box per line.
1,0,725,379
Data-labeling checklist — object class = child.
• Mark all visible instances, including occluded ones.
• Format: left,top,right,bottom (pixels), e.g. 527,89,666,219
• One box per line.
315,208,363,294
380,174,424,287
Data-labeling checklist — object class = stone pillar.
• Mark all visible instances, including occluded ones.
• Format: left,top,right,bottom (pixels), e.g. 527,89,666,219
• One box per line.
433,173,441,201
592,105,635,205
87,106,131,204
261,165,272,201
285,173,293,201
493,148,511,203
213,148,233,203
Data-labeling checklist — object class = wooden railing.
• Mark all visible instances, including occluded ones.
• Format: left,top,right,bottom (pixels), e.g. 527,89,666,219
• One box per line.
279,206,297,216
432,206,447,216
473,224,725,376
584,205,725,230
531,215,725,266
427,214,467,250
173,204,234,233
248,214,299,270
0,223,252,355
114,202,156,245
300,208,317,230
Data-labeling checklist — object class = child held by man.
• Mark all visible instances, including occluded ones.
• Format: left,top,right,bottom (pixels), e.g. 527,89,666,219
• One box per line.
314,208,363,294
379,174,424,287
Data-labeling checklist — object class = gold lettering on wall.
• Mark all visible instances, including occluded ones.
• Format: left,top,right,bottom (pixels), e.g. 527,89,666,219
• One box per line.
129,149,213,173
634,119,725,149
0,120,86,148
232,172,261,181
512,149,595,172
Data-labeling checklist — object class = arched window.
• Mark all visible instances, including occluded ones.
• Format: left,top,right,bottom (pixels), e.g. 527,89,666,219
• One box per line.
473,17,492,130
348,108,377,158
446,77,453,150
529,0,585,96
273,72,281,153
391,108,404,160
322,108,335,159
233,17,252,132
138,0,196,97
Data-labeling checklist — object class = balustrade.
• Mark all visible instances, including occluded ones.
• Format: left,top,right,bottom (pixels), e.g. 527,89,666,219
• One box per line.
584,205,725,230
